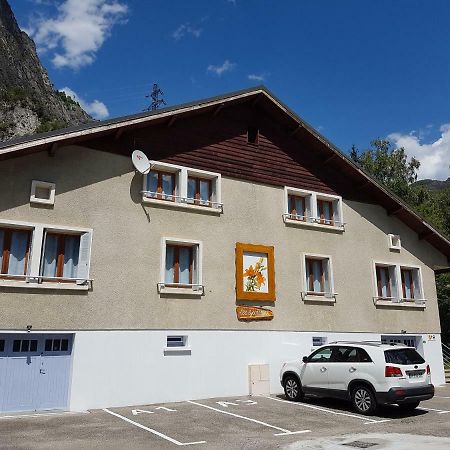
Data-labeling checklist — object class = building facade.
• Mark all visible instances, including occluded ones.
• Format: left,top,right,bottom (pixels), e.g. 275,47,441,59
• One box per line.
0,87,449,413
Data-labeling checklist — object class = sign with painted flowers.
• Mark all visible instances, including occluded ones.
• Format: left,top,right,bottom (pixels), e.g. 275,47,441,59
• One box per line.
235,243,275,301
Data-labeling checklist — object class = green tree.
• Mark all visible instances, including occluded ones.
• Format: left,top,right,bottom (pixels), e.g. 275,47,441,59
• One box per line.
351,139,420,201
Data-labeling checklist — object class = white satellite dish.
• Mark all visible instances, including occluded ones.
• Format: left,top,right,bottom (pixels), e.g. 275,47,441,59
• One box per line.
132,150,151,174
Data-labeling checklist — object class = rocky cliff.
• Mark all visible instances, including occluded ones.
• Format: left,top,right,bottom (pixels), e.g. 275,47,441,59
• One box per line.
0,0,91,142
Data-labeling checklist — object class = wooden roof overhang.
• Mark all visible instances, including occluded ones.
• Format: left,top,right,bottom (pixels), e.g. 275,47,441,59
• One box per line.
1,86,450,266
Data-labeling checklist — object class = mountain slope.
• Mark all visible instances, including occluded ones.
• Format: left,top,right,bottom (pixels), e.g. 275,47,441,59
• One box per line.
0,0,91,142
414,178,450,191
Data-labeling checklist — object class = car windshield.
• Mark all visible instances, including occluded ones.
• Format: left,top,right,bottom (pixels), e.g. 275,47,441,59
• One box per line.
384,348,425,365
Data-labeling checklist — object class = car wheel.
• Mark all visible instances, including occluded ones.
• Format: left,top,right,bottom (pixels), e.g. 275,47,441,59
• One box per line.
284,375,303,401
351,385,377,415
398,401,420,411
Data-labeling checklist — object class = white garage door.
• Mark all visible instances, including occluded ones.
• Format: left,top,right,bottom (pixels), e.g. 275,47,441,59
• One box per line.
0,334,73,413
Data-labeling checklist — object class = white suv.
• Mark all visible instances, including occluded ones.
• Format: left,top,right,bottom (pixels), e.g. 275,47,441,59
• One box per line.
280,341,434,415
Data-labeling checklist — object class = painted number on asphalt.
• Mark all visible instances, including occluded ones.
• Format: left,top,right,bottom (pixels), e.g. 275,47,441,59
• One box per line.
132,406,177,415
216,400,258,407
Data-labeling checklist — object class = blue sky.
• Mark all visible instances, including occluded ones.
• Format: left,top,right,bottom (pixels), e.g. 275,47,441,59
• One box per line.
9,0,450,180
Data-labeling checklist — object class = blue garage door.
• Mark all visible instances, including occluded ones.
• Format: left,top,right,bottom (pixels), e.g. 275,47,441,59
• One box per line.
0,334,73,413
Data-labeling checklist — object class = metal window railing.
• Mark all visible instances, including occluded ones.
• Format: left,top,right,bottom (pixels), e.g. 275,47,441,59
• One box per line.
0,273,93,286
282,214,345,229
141,191,223,211
373,296,426,305
301,291,338,301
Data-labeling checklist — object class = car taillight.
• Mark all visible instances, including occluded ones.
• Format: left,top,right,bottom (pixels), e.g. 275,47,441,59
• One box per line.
426,364,431,375
385,366,403,377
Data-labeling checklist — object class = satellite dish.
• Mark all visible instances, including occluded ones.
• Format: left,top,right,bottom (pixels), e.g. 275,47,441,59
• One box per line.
132,150,151,174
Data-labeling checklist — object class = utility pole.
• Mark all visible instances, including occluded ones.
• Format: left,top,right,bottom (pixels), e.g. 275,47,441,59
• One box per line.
145,83,166,111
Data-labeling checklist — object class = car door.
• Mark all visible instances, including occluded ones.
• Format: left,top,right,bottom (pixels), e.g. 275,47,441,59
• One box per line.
300,346,333,392
327,346,358,391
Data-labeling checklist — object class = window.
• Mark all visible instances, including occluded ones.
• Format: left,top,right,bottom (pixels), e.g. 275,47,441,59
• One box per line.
12,339,38,353
312,336,327,347
388,234,401,251
247,126,259,145
283,187,344,230
0,220,92,290
384,348,425,365
373,262,424,305
400,266,422,300
45,338,69,352
332,346,372,363
143,162,222,212
165,245,195,286
187,176,212,206
166,336,187,348
376,265,393,298
30,180,56,206
159,238,203,294
317,199,334,226
288,195,306,221
147,170,176,201
304,255,333,297
0,339,4,352
41,233,80,280
0,228,32,278
308,346,333,362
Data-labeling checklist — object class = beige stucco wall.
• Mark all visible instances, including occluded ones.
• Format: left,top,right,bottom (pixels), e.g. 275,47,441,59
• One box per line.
0,145,446,333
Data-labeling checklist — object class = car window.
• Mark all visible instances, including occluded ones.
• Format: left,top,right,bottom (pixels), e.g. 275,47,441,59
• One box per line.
332,346,360,363
308,346,333,363
384,348,425,365
356,348,372,362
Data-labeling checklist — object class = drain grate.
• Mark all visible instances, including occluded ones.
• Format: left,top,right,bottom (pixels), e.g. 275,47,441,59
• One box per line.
343,441,378,449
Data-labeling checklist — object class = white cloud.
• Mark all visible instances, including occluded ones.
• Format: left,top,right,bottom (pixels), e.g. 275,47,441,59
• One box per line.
28,0,128,70
207,60,235,76
388,124,450,181
247,73,268,82
60,87,109,120
172,23,202,40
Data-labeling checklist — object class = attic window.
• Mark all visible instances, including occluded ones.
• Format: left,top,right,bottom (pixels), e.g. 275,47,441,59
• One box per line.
30,180,55,206
247,127,259,145
388,234,401,251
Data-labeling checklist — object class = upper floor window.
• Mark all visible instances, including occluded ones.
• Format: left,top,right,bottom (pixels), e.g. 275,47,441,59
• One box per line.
317,199,334,226
187,176,212,207
147,170,176,201
284,187,344,231
0,228,32,278
373,262,424,306
143,162,222,213
0,220,92,290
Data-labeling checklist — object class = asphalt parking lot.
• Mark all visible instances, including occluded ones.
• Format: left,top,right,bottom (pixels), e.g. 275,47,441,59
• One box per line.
1,386,450,449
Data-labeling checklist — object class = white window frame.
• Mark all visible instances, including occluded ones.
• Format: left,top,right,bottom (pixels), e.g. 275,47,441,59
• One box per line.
372,261,425,307
301,253,337,302
142,161,222,213
0,218,93,291
30,180,56,206
158,237,203,296
388,234,401,251
283,187,344,231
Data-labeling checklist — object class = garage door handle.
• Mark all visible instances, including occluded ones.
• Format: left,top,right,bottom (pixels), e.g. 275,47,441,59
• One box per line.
349,367,356,373
320,367,327,372
40,369,46,374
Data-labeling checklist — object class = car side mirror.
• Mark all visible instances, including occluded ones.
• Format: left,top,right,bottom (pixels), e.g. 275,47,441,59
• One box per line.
302,356,308,363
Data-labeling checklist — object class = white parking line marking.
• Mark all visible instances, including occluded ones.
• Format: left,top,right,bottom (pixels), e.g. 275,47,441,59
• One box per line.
261,396,389,424
434,396,450,399
418,407,450,414
0,411,89,420
103,408,206,446
187,400,310,436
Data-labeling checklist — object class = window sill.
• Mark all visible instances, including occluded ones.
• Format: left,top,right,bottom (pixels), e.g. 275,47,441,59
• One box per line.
142,197,222,214
0,279,89,291
163,347,192,356
157,283,204,296
301,292,337,303
373,298,426,308
284,216,344,232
